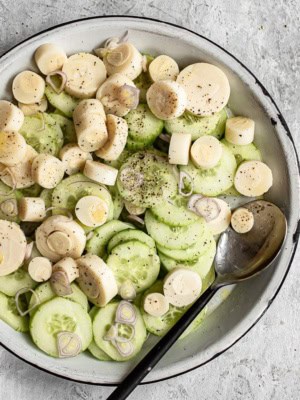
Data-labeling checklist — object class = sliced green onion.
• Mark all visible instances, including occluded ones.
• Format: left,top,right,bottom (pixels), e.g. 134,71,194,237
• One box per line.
46,71,67,94
15,287,40,316
57,331,82,358
178,171,193,197
189,196,221,222
115,301,136,325
114,340,134,357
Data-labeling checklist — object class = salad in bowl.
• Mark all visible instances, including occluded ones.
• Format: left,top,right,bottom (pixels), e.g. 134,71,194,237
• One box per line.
0,33,274,364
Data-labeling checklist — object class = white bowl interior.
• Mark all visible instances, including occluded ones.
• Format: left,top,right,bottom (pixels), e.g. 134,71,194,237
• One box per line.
0,17,299,384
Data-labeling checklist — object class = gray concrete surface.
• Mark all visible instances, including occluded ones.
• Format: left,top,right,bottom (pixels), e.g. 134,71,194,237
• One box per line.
0,1,299,399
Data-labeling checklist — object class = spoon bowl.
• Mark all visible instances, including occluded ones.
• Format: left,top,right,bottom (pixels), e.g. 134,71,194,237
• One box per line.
214,200,287,287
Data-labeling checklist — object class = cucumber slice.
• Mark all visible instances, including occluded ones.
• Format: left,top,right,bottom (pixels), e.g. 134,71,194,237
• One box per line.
141,281,207,338
50,113,77,144
0,182,23,222
40,188,53,209
88,307,112,361
221,139,262,165
124,104,164,144
145,210,206,250
93,302,147,361
180,144,237,196
88,338,113,361
28,282,88,316
126,137,151,151
45,84,79,118
86,220,133,258
165,108,227,141
30,297,92,357
20,113,64,156
106,241,160,293
52,173,114,219
157,226,214,262
151,195,199,227
104,149,132,170
109,186,124,220
20,183,42,198
141,281,185,336
0,268,37,297
159,239,216,290
0,292,29,332
117,151,177,208
107,229,155,254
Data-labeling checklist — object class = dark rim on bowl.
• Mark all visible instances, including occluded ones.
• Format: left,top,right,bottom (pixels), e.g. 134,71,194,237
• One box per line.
0,15,299,386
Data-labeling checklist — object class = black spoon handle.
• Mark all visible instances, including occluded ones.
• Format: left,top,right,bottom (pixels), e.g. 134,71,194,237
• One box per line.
107,286,218,400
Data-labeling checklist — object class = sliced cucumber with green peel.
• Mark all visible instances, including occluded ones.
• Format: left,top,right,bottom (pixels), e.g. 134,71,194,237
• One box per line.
126,137,150,151
109,186,124,220
143,304,187,336
221,139,262,164
151,195,199,227
0,182,23,222
126,137,169,151
125,104,164,145
20,183,42,198
0,292,29,332
117,151,177,208
106,241,160,293
28,282,89,317
159,239,216,290
180,145,237,196
45,84,79,118
88,338,113,361
107,229,155,254
141,281,185,336
86,220,133,258
30,297,92,357
20,113,64,156
0,40,269,363
50,113,77,144
165,108,227,141
52,173,114,219
145,210,206,250
0,268,38,297
88,307,112,361
93,302,147,361
157,227,214,262
141,281,207,338
104,149,132,170
40,188,53,209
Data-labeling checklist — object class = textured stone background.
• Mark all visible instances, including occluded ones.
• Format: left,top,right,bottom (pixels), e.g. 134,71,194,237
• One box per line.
0,1,300,399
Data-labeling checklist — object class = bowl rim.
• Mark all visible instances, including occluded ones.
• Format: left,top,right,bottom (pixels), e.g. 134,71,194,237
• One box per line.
0,14,299,386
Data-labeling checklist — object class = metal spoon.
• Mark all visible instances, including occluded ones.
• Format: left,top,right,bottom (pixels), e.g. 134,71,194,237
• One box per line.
107,200,287,400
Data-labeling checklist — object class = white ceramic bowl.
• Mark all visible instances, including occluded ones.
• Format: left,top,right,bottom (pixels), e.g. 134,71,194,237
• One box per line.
0,16,299,385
